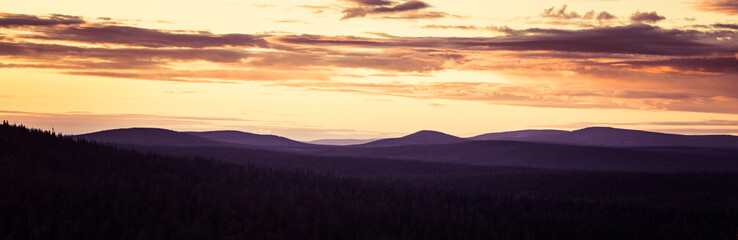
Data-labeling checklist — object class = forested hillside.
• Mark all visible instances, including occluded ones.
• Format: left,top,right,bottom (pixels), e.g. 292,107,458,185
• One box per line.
1,122,737,239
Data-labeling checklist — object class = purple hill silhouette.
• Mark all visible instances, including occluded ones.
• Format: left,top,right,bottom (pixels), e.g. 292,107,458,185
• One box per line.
308,138,380,146
186,130,312,148
77,128,224,146
78,126,738,152
471,129,568,141
471,127,738,149
74,126,738,172
358,130,470,147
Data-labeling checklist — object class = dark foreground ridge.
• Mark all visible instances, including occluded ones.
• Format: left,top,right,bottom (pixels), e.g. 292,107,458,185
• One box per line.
2,122,738,239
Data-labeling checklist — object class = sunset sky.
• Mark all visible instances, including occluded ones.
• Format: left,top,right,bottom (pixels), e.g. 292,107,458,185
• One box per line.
1,0,737,140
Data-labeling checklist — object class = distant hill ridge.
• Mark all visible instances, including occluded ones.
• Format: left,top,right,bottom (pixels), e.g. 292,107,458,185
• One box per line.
473,127,738,149
471,129,568,141
78,128,314,148
69,126,738,172
77,126,738,149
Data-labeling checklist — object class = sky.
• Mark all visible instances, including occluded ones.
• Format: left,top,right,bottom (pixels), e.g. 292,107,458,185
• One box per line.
1,0,737,140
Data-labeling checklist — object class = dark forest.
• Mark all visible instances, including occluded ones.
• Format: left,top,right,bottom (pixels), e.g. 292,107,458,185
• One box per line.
1,122,737,239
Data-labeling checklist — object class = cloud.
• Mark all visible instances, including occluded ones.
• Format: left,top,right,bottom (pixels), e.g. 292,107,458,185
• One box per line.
541,5,581,19
614,57,738,74
1,13,270,49
1,35,465,76
372,1,429,13
270,79,738,114
612,90,694,100
714,23,738,30
0,13,83,27
64,69,332,83
0,41,252,64
4,13,734,78
422,24,523,35
595,11,617,21
243,50,467,72
6,15,712,72
3,12,738,115
378,11,448,19
31,25,269,48
280,25,731,56
340,0,441,20
348,0,393,6
630,11,666,23
539,5,618,25
502,25,727,56
422,25,523,35
692,0,738,15
341,8,371,19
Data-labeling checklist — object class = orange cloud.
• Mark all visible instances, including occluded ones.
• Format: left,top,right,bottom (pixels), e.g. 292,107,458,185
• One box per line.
692,0,738,15
2,12,738,114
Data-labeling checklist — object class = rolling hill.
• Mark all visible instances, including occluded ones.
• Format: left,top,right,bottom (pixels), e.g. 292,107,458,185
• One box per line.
470,129,569,141
186,130,313,148
77,128,317,149
471,127,738,149
76,128,225,146
358,130,470,147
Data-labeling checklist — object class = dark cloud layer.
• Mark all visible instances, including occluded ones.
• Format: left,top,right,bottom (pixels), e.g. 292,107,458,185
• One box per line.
714,23,738,29
349,0,394,6
1,13,269,48
372,1,429,13
2,12,738,114
36,25,269,48
4,13,735,74
630,11,666,23
0,41,251,64
0,13,83,27
341,0,439,20
498,25,719,56
281,25,732,56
